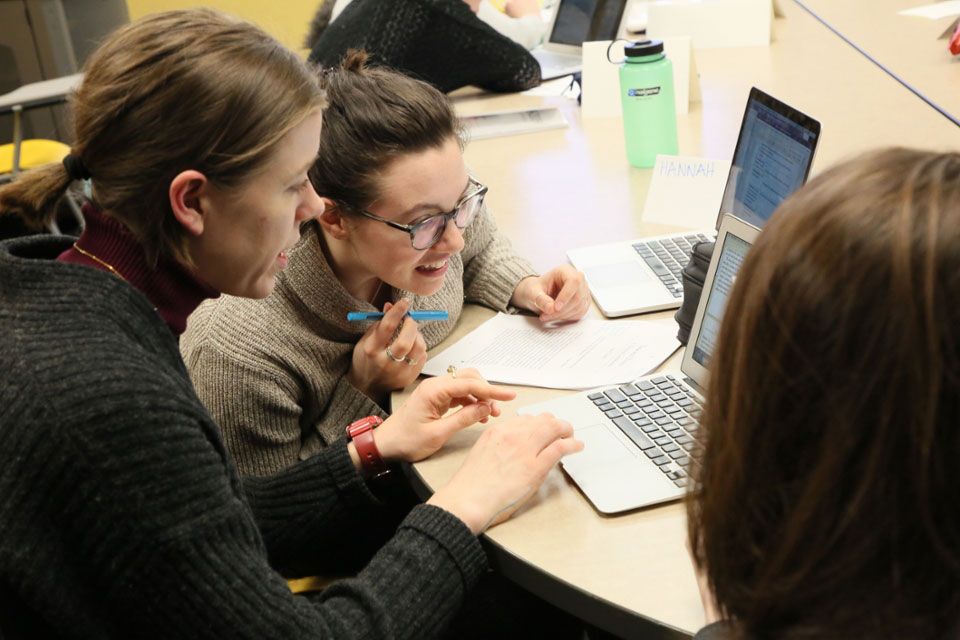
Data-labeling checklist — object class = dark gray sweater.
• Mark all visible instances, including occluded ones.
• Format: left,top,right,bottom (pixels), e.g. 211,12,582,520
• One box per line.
0,234,487,639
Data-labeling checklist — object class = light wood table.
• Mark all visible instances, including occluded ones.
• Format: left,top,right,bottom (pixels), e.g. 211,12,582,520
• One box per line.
794,0,960,125
451,0,960,276
395,2,960,638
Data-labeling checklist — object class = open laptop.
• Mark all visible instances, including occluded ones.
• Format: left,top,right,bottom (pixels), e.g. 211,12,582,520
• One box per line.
533,0,629,80
521,214,758,514
567,87,820,317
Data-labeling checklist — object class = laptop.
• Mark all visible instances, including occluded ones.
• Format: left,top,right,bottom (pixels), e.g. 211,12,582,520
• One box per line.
567,87,821,317
533,0,629,80
520,214,758,514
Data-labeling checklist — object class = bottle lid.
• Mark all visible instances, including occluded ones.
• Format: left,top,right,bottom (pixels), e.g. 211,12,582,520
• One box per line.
624,39,664,57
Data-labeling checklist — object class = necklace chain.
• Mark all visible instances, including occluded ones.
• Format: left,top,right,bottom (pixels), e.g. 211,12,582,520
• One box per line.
72,242,128,283
370,279,385,305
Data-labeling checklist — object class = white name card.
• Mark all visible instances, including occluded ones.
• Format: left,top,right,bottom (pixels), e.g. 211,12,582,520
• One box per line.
647,0,772,49
642,154,731,229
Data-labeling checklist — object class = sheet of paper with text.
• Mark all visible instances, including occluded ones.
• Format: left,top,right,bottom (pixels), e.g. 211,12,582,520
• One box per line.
422,313,680,390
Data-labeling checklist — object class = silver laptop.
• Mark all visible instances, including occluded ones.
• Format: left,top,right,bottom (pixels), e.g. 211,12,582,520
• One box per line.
568,87,820,317
533,0,629,80
521,214,758,514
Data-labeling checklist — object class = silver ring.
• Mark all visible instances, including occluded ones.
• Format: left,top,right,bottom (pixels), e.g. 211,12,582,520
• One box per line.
385,345,405,363
447,365,457,378
405,357,417,366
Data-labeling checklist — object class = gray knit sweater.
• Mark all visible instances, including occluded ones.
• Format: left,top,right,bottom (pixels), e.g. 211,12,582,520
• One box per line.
181,208,536,477
0,234,487,639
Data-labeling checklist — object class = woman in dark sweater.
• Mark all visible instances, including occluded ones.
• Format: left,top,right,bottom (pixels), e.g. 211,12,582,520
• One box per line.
688,148,960,639
0,9,581,638
306,0,542,93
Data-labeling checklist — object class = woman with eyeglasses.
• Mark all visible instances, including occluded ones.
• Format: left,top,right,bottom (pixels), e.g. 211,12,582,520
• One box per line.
0,11,584,637
180,50,591,478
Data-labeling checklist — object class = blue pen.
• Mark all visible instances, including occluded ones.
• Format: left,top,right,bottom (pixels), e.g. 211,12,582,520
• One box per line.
347,310,449,322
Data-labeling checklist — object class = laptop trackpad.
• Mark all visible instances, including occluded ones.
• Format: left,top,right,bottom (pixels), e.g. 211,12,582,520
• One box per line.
583,262,653,290
565,424,634,470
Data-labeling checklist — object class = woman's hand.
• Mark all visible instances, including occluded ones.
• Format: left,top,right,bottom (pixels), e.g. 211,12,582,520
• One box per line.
427,412,583,534
347,299,427,401
375,368,516,463
510,265,591,323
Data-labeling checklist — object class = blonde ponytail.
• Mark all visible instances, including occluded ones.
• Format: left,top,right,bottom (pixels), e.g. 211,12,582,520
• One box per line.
0,162,73,229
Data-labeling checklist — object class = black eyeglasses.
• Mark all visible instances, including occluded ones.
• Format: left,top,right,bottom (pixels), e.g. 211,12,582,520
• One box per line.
340,176,488,251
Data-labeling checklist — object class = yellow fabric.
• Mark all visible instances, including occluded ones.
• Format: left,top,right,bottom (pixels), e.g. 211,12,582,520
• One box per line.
125,0,318,55
0,139,70,174
286,575,340,594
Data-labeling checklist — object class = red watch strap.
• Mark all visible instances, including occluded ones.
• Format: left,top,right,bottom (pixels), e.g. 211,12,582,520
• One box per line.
347,416,389,478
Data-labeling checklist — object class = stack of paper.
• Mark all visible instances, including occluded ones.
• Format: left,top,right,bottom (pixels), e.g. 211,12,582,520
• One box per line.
422,313,680,390
462,107,567,141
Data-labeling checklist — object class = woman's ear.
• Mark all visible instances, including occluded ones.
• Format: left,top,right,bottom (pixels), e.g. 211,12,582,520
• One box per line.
169,170,210,236
316,197,351,240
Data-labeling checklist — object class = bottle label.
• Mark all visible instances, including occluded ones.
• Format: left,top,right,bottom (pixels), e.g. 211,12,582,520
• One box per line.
627,86,661,98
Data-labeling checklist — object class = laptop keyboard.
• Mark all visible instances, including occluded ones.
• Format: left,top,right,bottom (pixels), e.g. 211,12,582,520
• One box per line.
632,234,711,298
587,375,701,488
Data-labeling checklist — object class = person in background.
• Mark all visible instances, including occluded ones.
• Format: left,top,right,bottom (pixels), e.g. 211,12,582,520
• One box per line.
688,148,960,639
321,0,546,50
0,9,582,638
181,50,591,478
305,0,542,93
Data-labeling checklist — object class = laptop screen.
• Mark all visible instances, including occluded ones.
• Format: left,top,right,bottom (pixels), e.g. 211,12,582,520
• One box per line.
550,0,626,46
690,232,751,368
717,89,820,229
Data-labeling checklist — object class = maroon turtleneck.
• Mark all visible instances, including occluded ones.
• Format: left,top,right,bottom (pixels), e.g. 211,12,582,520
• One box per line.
57,204,220,336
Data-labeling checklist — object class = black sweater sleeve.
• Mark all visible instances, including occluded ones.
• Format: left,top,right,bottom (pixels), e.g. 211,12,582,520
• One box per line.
308,0,541,93
3,377,488,639
0,239,490,639
242,437,420,576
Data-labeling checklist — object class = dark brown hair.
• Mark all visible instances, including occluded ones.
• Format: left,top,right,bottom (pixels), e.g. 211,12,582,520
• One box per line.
0,8,325,266
309,49,463,211
687,148,960,639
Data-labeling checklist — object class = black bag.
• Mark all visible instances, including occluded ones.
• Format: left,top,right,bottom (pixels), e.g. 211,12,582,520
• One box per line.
674,241,715,345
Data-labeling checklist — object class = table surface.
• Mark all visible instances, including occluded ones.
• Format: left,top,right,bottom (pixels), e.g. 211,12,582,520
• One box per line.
396,1,960,638
795,0,960,126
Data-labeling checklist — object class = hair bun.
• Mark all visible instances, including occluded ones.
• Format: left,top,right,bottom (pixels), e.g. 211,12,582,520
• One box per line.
342,49,369,73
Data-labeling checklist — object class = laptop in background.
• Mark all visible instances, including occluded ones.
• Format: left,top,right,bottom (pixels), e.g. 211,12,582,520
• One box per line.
533,0,629,80
568,87,821,317
521,214,759,514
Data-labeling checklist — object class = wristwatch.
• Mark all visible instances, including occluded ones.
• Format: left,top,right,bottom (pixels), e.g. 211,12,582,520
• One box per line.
346,416,389,478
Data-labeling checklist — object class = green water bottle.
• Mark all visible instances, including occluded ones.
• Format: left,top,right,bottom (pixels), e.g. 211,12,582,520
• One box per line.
614,39,678,168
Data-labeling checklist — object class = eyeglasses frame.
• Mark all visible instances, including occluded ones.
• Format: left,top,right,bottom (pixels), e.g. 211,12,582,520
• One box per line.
337,176,488,251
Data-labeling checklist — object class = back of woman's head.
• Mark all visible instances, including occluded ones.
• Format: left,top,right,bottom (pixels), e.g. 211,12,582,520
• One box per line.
0,8,325,266
689,148,960,638
309,50,462,210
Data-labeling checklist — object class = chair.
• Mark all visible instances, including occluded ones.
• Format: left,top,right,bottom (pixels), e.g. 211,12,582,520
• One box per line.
0,74,85,234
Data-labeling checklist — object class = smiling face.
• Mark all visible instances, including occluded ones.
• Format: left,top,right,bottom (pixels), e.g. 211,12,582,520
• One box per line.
189,110,325,298
339,136,469,297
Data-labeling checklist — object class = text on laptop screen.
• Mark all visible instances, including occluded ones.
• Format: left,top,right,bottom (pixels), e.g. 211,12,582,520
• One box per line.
719,99,817,229
691,233,751,368
551,0,624,46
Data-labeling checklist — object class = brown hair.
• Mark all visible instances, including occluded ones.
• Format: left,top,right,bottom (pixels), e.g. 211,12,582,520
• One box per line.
688,148,960,638
0,8,325,266
309,49,463,211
